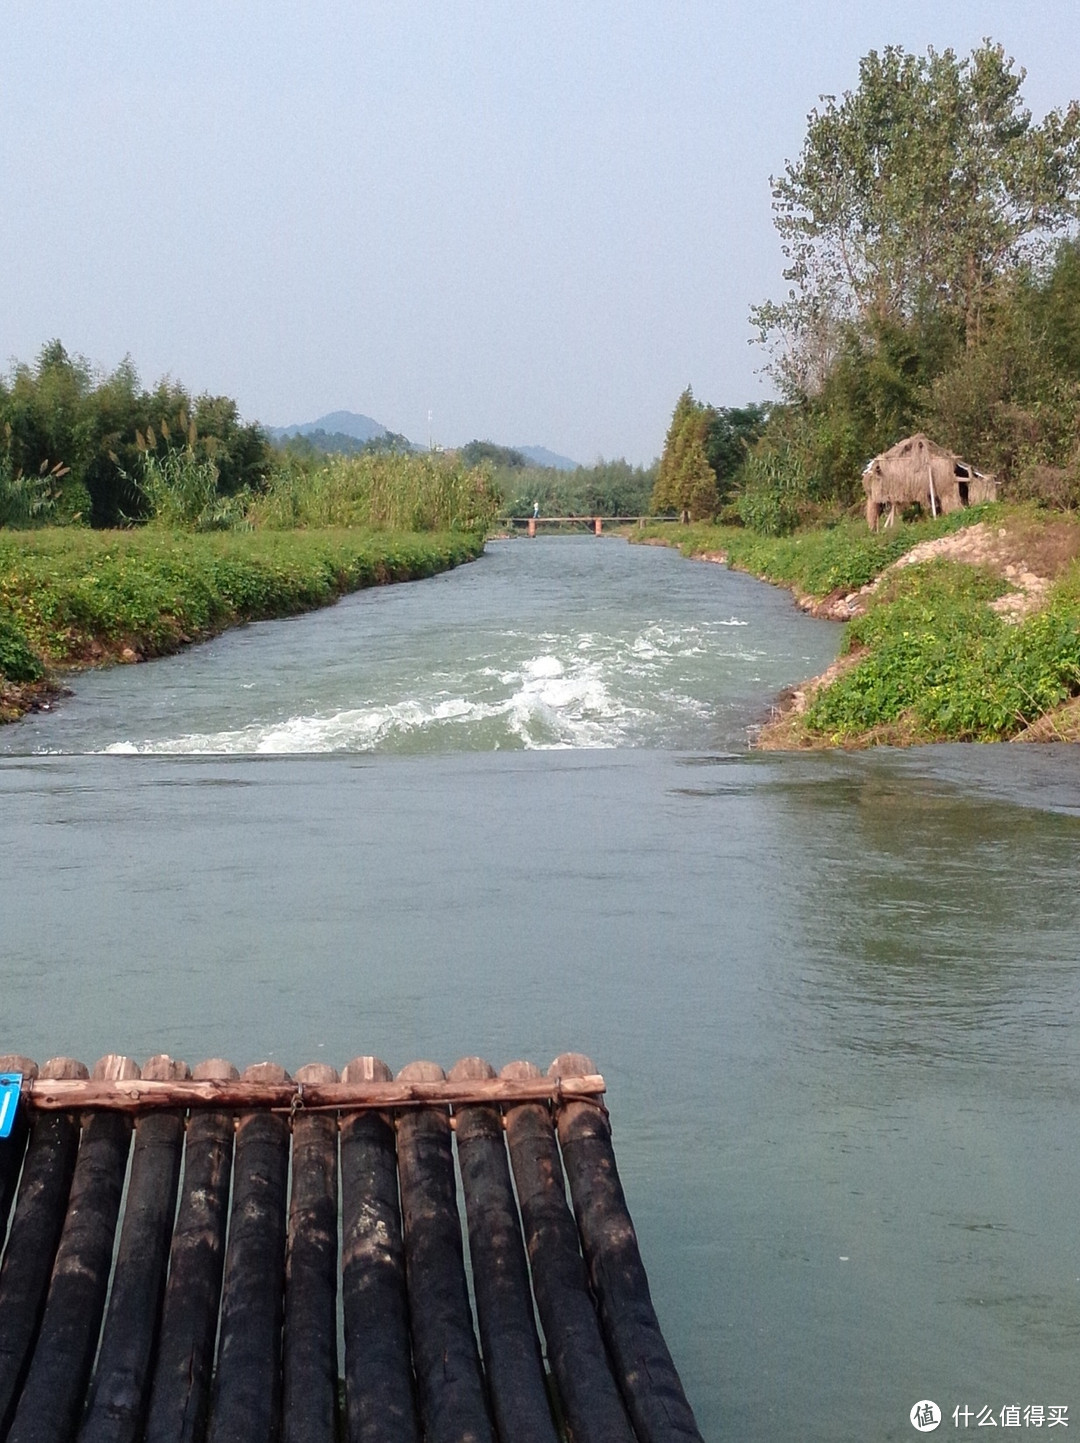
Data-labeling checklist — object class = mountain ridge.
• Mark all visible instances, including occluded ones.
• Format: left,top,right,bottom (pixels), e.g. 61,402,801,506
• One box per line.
265,411,580,469
266,410,388,442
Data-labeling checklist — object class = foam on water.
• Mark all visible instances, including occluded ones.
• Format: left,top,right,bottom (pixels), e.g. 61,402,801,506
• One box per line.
96,625,729,754
7,539,841,758
100,642,644,754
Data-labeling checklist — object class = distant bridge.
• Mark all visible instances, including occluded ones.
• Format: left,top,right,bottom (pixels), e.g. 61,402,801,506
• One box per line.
499,515,674,535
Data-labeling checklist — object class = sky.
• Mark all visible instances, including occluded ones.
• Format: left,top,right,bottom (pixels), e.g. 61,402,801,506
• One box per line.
3,3,1080,465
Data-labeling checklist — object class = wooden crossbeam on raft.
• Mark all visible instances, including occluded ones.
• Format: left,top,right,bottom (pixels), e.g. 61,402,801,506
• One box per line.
0,1051,703,1443
16,1071,608,1114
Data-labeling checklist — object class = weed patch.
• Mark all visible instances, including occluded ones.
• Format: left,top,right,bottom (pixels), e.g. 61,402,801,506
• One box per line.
803,561,1080,740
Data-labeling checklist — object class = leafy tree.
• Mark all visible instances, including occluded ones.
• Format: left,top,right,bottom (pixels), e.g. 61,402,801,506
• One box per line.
0,342,95,519
574,458,655,515
0,343,274,525
1026,236,1080,376
500,458,656,517
704,403,772,504
753,42,1080,395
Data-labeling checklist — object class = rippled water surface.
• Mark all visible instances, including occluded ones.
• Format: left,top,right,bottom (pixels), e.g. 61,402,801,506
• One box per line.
2,539,1079,1440
1,537,838,756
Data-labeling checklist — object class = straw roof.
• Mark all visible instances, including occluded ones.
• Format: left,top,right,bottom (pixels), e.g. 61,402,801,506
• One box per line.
863,433,995,506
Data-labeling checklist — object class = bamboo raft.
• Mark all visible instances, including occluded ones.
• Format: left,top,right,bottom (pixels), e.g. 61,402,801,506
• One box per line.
0,1050,703,1443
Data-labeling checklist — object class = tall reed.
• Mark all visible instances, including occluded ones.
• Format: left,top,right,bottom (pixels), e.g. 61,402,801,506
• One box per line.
139,448,248,531
247,452,502,533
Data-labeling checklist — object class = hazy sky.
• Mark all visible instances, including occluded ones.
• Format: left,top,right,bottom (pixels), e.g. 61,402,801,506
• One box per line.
3,3,1080,463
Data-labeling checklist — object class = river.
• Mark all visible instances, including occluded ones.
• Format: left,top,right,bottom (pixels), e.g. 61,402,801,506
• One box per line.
2,536,1078,1440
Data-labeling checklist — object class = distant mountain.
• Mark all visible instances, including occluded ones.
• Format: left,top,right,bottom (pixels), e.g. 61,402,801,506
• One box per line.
266,414,579,470
268,411,392,443
515,445,579,471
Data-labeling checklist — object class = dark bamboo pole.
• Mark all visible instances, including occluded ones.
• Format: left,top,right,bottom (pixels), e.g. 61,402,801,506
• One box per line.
448,1057,559,1443
0,1056,35,1245
501,1061,636,1443
143,1059,238,1443
549,1055,704,1443
206,1063,291,1443
7,1055,138,1443
339,1057,419,1443
395,1062,495,1443
0,1058,85,1438
282,1064,339,1443
77,1057,190,1443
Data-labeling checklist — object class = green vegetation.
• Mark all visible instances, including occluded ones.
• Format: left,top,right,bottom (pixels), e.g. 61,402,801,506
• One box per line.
639,509,988,596
651,389,718,521
651,392,769,522
247,451,500,533
0,528,481,694
753,42,1080,385
272,428,413,461
0,609,44,684
460,440,530,471
0,342,271,527
264,436,657,523
138,447,250,532
804,561,1080,742
498,457,657,518
655,43,1080,536
0,445,68,528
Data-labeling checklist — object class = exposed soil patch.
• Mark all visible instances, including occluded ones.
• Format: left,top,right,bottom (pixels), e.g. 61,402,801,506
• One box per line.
793,519,1080,624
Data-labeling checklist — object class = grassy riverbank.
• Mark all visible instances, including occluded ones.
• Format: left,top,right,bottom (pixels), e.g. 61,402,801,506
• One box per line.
0,527,483,722
636,507,1080,746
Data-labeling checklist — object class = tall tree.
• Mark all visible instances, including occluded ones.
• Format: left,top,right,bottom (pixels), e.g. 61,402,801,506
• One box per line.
752,42,1080,395
0,345,273,525
704,403,771,505
651,387,719,521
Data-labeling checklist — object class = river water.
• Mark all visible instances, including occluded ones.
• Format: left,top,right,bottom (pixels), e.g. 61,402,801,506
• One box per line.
2,537,1078,1440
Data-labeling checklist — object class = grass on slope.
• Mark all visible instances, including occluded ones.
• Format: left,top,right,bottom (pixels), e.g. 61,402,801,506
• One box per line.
802,559,1080,742
636,508,995,599
0,527,482,692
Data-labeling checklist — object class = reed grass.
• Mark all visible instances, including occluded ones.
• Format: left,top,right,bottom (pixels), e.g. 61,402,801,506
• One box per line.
247,451,502,533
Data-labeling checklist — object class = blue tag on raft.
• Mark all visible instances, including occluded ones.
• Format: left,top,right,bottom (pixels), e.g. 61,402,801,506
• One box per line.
0,1074,23,1138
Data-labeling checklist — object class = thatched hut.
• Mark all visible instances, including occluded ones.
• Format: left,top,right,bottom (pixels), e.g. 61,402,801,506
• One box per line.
862,434,997,530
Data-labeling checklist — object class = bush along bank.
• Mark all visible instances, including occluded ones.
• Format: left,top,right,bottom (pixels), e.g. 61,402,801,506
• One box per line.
635,507,1080,746
0,527,483,722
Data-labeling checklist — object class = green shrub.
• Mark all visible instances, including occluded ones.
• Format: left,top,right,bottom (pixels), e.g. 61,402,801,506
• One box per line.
1007,461,1080,511
804,560,1080,740
0,450,62,528
0,609,44,682
736,450,807,535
